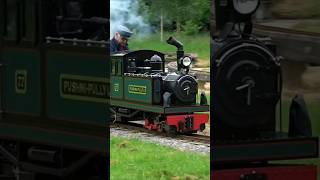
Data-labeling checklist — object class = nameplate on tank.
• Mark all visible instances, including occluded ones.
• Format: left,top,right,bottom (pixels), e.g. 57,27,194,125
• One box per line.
15,70,27,94
128,85,147,95
60,74,108,103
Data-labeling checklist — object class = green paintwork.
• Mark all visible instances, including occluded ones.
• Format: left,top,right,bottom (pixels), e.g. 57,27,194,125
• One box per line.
0,123,106,153
110,99,209,114
23,0,38,44
111,76,123,99
0,0,109,153
111,57,123,76
46,50,108,125
215,138,319,163
124,77,152,104
0,1,3,41
60,74,108,103
2,48,41,115
164,105,209,114
4,0,19,42
15,70,27,94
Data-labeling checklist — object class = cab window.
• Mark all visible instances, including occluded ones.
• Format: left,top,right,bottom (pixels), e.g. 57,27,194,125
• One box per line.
44,0,108,41
0,0,5,39
4,0,19,42
117,60,122,76
21,0,38,44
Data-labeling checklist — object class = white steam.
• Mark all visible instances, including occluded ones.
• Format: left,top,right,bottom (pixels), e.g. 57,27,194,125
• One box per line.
110,0,151,39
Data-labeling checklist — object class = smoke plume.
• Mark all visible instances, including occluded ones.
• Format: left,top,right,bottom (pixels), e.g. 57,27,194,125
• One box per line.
110,0,150,38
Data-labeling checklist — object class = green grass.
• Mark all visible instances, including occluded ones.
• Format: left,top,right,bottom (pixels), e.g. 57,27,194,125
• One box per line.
110,137,210,180
279,100,320,136
274,100,320,167
129,32,210,63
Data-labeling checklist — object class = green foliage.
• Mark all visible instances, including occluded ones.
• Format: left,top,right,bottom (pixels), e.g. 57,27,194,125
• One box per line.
137,0,210,33
280,100,320,136
110,137,210,180
274,99,320,165
182,20,201,35
129,32,210,63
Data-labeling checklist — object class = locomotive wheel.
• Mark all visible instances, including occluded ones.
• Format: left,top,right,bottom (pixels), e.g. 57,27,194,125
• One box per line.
121,117,129,122
200,123,206,131
164,125,177,136
158,122,165,132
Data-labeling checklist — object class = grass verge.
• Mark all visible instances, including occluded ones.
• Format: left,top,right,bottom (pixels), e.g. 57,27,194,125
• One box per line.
273,100,320,165
280,100,320,136
110,136,210,180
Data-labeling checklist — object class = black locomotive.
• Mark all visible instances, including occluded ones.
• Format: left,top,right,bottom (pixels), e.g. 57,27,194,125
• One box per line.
212,2,282,139
212,1,319,179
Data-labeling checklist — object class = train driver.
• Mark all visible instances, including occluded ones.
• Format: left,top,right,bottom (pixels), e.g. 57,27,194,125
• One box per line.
110,25,133,54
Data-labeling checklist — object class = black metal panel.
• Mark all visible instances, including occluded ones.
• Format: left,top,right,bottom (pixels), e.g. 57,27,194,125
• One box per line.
0,0,4,42
213,137,319,164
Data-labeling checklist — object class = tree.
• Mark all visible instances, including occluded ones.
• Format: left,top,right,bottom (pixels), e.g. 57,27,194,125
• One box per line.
138,0,210,36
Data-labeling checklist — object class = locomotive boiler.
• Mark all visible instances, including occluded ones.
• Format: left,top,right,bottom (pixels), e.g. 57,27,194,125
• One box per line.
110,37,209,134
212,0,282,139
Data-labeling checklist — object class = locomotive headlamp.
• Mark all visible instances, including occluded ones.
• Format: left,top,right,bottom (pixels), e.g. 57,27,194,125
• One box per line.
181,56,192,68
232,0,260,15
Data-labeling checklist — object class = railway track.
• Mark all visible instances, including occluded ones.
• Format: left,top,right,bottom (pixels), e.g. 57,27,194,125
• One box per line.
110,121,210,145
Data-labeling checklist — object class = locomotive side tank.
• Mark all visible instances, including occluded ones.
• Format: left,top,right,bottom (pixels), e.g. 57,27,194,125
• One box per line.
0,0,108,179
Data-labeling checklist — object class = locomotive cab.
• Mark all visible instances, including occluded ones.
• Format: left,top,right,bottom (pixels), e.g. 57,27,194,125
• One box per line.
112,50,165,74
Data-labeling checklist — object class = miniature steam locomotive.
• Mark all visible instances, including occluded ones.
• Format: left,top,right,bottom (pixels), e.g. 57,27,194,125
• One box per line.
110,37,209,134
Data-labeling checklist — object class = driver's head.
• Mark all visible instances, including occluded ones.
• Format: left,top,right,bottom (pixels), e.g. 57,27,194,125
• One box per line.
114,25,133,47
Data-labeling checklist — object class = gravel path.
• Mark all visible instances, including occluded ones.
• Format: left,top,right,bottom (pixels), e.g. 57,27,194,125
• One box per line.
111,127,210,155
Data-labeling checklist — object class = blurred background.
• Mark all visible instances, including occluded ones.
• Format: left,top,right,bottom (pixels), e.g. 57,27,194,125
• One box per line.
253,0,320,135
212,0,320,172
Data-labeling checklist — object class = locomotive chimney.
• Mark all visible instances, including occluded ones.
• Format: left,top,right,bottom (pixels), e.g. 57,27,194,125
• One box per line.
167,37,184,71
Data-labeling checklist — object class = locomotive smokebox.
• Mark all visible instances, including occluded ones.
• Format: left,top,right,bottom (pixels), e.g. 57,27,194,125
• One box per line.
167,37,184,71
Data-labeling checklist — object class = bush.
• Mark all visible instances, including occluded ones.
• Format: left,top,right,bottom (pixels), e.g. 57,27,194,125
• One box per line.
182,20,201,36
